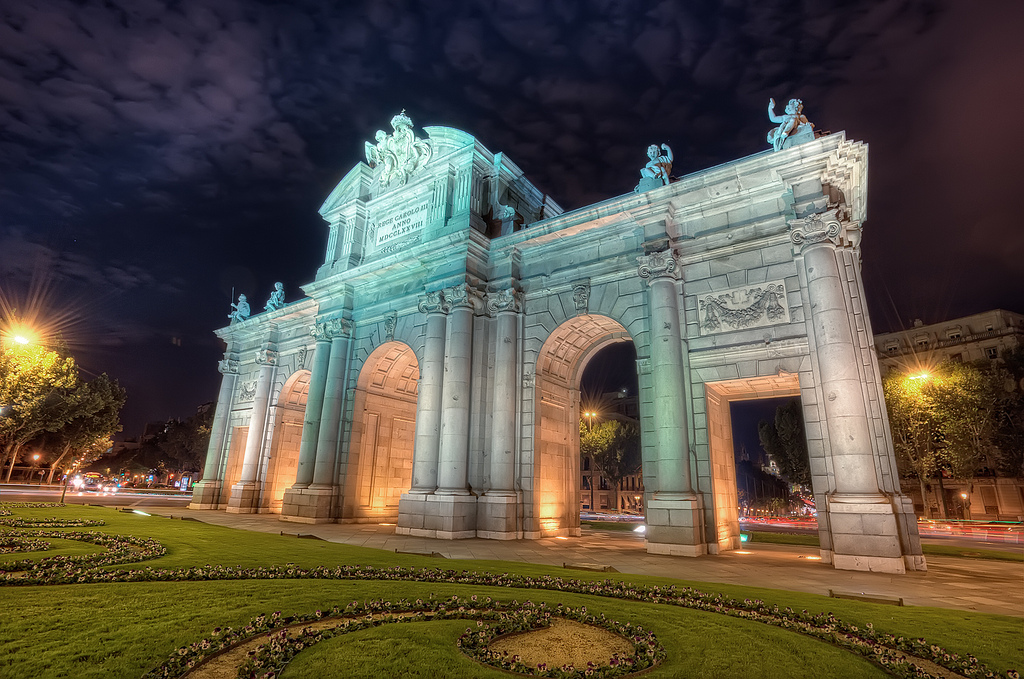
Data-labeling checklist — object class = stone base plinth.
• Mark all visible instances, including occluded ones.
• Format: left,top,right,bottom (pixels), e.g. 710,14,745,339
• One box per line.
645,495,707,557
825,493,911,574
280,486,336,524
476,494,522,540
225,481,259,514
189,480,223,510
396,492,477,539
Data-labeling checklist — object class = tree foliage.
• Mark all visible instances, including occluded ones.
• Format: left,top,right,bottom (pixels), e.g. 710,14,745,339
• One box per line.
579,419,641,509
883,361,999,483
39,373,126,482
0,343,80,480
757,399,811,486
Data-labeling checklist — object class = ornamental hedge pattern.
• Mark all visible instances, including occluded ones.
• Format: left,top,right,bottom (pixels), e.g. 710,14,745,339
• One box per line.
0,503,1017,679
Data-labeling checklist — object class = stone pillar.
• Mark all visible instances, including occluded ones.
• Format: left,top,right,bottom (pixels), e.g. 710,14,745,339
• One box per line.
311,322,352,489
398,284,478,539
436,283,478,495
293,323,334,487
190,355,238,509
282,318,345,523
791,210,912,573
410,291,447,493
226,348,277,513
637,251,705,556
478,288,522,539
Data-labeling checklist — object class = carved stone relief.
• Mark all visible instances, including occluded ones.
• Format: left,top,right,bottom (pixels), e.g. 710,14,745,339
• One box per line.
486,288,521,315
238,381,257,402
698,281,790,335
571,280,590,315
384,312,397,342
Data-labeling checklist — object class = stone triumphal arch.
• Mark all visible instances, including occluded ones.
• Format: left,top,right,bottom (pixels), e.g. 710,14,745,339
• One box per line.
191,113,925,573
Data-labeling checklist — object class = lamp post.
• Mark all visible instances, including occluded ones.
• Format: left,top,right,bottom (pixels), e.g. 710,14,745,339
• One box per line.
960,491,971,522
582,411,598,512
32,453,40,484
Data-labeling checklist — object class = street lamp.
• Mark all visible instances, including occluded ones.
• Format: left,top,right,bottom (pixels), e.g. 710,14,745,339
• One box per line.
960,491,971,522
32,453,41,484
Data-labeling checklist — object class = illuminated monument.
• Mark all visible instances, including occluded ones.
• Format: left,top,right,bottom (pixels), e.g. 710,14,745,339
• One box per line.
191,111,926,574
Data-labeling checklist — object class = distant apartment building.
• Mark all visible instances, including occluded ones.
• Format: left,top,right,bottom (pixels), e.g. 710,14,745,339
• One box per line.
874,309,1024,375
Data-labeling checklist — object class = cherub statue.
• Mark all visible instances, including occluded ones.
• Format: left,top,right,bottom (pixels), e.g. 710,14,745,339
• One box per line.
264,282,285,312
766,98,814,151
641,144,673,184
228,294,250,324
634,143,674,193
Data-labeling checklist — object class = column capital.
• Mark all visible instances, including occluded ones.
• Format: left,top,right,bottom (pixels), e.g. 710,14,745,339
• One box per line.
418,289,447,314
217,358,239,374
311,317,351,342
443,283,484,312
486,288,521,315
255,348,278,366
637,250,679,283
788,209,843,250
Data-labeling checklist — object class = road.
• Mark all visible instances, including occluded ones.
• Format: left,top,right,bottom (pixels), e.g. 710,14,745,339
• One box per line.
0,484,192,509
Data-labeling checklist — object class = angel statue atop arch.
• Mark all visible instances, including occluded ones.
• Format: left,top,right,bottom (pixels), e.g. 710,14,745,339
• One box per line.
766,98,814,151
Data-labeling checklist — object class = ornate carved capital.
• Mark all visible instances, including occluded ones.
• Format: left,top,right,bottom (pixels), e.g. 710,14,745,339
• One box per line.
310,317,351,342
417,290,447,315
255,349,278,366
217,359,239,375
788,209,842,249
486,288,521,315
571,280,590,315
443,283,483,312
637,250,678,283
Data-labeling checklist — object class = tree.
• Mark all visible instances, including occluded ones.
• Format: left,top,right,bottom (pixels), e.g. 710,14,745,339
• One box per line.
929,361,996,481
40,373,126,483
162,408,213,474
0,343,79,481
579,419,641,511
883,370,940,514
990,346,1024,477
757,399,811,486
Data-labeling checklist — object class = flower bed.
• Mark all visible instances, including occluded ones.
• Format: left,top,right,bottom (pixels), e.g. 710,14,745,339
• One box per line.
0,517,105,528
142,598,663,679
0,529,165,577
0,536,50,554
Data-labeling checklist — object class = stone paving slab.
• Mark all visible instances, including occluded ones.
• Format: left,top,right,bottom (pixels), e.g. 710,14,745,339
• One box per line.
152,508,1023,618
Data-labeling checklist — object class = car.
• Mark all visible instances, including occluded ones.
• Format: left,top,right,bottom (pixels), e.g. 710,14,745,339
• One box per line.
81,477,101,492
101,480,119,493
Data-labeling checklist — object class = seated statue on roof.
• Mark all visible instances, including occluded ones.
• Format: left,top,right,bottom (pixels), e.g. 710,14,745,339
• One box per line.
766,98,815,151
635,143,673,194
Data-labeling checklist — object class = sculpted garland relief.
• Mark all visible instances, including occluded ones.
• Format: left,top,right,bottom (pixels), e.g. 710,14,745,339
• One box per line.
698,281,790,335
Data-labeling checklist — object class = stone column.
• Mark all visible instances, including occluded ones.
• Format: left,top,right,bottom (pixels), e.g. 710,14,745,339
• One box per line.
312,320,353,488
486,288,520,494
478,288,522,539
190,355,238,509
435,283,479,495
226,348,277,513
409,291,447,493
293,322,335,488
790,210,910,573
637,251,704,556
282,318,344,523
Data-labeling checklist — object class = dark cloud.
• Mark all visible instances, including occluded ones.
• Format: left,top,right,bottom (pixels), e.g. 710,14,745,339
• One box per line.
1,0,1021,432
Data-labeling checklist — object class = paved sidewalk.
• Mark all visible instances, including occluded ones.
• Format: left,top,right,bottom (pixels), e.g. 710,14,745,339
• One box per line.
147,507,1023,618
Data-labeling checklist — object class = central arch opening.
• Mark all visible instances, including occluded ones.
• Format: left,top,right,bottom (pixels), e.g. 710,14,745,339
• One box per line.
533,315,642,537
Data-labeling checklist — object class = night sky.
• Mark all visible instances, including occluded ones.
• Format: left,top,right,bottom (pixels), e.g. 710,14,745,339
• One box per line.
2,1,1022,435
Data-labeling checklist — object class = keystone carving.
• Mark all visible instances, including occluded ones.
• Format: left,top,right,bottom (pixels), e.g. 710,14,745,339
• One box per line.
571,280,590,315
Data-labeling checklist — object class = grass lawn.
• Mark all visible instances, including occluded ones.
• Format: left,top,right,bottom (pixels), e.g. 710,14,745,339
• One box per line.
2,504,1021,679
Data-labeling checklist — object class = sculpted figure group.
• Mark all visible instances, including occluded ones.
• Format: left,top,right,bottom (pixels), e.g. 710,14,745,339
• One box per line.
227,282,286,324
635,96,817,194
364,110,433,188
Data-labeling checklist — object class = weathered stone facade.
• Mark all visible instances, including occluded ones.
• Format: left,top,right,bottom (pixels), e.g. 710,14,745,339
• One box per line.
190,121,925,573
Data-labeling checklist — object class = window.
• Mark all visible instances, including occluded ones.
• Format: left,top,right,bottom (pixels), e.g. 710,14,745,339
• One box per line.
885,341,899,354
914,334,929,348
985,347,998,359
945,327,962,340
